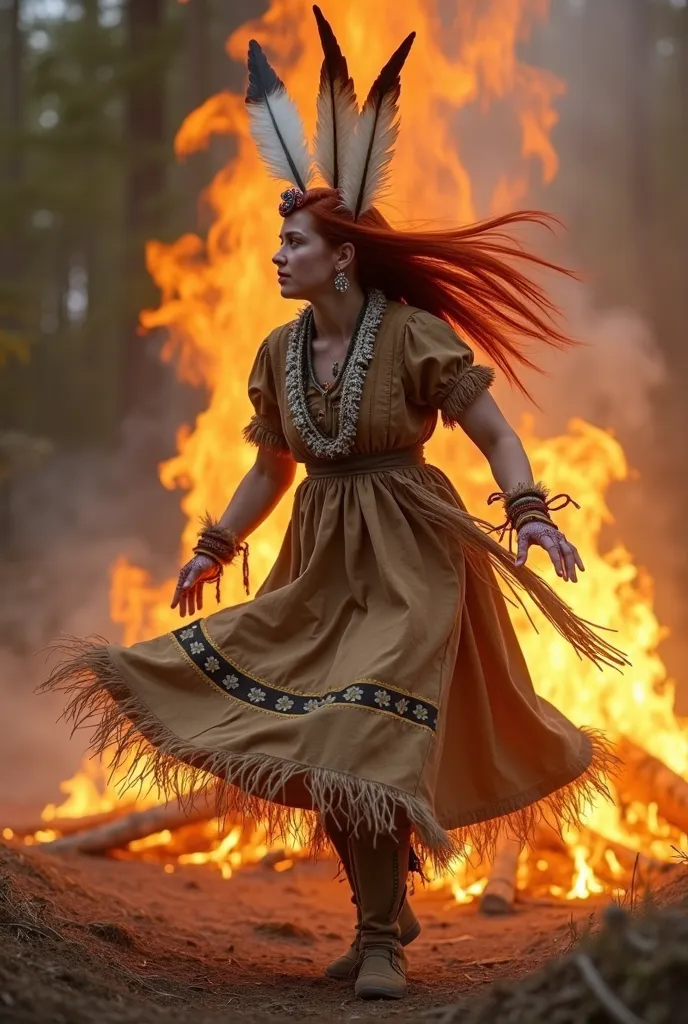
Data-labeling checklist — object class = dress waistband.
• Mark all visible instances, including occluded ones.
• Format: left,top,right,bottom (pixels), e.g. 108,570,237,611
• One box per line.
305,444,426,478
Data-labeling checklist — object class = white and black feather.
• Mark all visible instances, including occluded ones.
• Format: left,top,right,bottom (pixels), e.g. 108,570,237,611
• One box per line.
340,32,415,219
312,6,358,189
245,39,312,191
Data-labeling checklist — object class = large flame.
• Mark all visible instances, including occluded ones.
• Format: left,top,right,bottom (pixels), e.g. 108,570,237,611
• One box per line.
20,0,687,898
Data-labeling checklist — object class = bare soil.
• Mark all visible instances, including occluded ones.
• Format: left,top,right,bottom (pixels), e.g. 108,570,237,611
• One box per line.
0,830,636,1024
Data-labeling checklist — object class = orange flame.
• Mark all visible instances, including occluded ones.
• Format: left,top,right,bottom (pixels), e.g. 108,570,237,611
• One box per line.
28,1,688,900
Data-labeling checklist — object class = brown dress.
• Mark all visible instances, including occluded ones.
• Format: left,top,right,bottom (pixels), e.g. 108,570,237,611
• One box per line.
43,294,623,870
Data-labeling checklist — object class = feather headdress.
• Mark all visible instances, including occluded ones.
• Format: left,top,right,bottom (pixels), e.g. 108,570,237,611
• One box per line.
312,5,359,190
245,7,415,219
339,31,415,219
245,38,313,192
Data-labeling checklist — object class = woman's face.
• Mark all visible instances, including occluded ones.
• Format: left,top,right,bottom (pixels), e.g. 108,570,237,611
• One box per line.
272,209,351,301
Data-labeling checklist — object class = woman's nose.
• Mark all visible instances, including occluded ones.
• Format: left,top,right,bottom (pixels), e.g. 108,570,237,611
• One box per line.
272,251,286,266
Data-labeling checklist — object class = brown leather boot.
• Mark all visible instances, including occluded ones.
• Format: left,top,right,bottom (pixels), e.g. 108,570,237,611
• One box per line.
326,890,420,980
348,826,411,1000
324,821,420,981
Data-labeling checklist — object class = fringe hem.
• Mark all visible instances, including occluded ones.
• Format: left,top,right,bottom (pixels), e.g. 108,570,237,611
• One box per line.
242,415,292,457
39,638,620,874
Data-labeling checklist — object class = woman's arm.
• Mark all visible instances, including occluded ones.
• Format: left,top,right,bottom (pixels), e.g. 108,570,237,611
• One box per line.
171,448,297,616
455,391,583,582
217,447,297,540
455,391,533,494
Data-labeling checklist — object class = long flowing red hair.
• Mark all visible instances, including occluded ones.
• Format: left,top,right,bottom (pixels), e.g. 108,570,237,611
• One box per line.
292,188,578,399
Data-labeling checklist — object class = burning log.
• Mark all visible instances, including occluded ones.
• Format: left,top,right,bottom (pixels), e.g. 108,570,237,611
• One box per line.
616,737,688,836
6,804,138,840
587,831,672,879
42,796,216,855
534,821,670,876
479,835,522,915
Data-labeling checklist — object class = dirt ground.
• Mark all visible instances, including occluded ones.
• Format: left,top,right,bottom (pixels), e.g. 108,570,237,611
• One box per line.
0,824,640,1024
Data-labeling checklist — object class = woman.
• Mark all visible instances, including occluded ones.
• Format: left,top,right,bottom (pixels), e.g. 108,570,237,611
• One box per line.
43,9,624,1002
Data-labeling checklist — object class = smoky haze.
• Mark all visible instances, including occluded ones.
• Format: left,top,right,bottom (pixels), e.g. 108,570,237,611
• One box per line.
2,0,686,807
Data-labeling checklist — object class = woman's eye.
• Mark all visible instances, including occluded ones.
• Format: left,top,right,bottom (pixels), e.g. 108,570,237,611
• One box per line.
289,239,300,247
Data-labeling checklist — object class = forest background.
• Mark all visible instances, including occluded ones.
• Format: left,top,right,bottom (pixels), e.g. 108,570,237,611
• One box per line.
1,0,687,802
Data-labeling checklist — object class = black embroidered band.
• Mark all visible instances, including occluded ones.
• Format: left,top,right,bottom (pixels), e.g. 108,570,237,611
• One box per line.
171,620,438,732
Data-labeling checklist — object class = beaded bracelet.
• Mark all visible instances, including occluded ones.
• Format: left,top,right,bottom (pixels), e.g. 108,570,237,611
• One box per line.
487,481,580,548
191,514,251,601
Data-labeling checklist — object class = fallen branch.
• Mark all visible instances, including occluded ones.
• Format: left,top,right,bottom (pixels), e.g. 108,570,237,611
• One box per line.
7,804,138,839
42,796,216,855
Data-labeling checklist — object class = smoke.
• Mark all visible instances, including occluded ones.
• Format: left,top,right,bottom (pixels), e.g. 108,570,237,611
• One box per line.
498,279,667,432
1,410,185,806
496,279,688,710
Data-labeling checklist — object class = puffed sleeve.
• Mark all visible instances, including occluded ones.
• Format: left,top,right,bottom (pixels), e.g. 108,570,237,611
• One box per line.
242,339,291,456
402,310,495,428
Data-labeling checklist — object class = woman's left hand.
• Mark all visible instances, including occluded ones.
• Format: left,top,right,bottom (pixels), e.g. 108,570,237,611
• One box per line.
514,521,585,582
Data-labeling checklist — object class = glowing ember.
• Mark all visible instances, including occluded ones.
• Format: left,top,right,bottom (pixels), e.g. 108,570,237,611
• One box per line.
19,1,687,900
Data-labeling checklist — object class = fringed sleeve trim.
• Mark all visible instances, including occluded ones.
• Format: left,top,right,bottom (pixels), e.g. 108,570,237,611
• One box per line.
242,415,292,457
440,365,495,429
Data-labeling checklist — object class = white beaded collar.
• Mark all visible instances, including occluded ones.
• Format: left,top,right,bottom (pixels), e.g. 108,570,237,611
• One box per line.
284,289,387,459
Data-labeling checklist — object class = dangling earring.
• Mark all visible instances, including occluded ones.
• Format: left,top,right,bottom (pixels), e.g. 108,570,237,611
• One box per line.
334,269,350,293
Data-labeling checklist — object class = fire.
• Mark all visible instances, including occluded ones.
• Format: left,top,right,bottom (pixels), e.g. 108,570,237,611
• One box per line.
17,1,688,900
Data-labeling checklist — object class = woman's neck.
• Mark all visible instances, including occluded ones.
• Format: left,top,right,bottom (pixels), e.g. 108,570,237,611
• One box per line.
310,281,366,341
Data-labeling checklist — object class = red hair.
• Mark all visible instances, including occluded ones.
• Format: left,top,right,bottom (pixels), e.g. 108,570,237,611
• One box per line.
292,188,578,399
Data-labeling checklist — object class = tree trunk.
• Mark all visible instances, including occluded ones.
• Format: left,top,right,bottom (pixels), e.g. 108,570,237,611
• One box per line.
0,0,24,549
0,0,25,321
184,0,213,229
123,0,167,414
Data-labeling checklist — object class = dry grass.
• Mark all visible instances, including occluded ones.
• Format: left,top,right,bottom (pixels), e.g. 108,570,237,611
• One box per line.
424,897,688,1023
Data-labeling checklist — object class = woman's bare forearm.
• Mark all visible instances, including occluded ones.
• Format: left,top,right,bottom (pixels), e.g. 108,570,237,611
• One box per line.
456,392,535,494
217,456,296,541
484,433,534,493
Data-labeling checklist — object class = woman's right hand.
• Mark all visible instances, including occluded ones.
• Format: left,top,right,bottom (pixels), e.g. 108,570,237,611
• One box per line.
170,554,220,618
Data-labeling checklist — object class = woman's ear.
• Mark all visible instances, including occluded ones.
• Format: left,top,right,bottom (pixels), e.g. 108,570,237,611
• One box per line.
336,242,356,271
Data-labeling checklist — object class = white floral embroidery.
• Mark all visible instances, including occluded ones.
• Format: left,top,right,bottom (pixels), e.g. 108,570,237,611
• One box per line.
275,695,294,712
304,699,321,713
179,628,195,641
412,705,429,721
248,687,266,704
343,686,363,702
284,289,387,459
374,689,391,708
189,641,205,655
321,694,337,705
204,656,220,673
222,674,239,690
395,698,410,715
